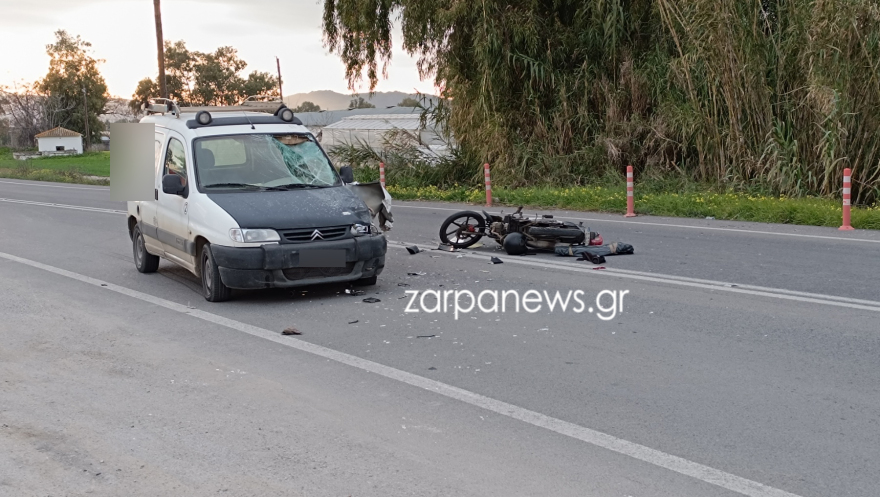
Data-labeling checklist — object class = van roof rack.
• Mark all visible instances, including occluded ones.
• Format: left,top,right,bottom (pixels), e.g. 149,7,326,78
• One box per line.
145,95,287,118
144,98,181,117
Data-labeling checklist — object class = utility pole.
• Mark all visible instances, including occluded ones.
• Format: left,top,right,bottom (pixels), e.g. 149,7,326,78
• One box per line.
276,56,283,103
82,85,90,150
154,0,167,99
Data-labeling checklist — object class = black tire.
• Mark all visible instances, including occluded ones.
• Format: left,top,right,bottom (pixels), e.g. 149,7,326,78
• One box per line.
200,244,232,302
526,226,585,239
132,225,160,274
354,274,378,286
439,211,486,248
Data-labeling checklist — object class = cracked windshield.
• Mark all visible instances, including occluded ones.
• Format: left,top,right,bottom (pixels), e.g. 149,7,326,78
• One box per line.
195,134,338,190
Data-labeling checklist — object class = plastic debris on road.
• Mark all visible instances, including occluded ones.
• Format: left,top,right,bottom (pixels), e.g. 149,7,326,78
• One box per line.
406,246,421,254
282,327,302,336
363,297,381,303
407,272,427,276
490,257,503,264
345,288,366,296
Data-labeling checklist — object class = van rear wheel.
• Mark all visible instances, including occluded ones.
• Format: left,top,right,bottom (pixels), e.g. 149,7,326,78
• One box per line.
132,225,160,274
201,244,232,302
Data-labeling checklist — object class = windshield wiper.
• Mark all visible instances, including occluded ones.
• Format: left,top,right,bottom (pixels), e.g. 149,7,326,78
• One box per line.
267,183,329,190
202,182,262,190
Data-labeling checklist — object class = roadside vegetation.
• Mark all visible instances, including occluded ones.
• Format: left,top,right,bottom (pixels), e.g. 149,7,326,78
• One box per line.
324,1,880,205
0,147,109,185
346,159,880,230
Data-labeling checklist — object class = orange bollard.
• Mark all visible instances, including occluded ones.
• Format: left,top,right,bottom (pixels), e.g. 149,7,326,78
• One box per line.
484,163,492,207
625,165,636,217
379,162,386,188
840,167,854,230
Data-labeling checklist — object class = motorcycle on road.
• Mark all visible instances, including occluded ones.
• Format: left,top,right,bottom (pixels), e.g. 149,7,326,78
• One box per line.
438,206,601,255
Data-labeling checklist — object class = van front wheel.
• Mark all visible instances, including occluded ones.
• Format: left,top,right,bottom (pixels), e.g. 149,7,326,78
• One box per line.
201,244,232,302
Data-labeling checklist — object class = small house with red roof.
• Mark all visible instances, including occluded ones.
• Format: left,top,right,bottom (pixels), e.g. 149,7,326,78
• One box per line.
35,127,83,155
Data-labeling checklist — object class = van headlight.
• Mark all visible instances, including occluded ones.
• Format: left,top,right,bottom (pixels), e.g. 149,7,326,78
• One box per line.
229,228,280,243
350,223,372,236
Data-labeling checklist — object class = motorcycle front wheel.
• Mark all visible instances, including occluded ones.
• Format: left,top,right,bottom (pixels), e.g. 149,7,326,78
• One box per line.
439,211,486,248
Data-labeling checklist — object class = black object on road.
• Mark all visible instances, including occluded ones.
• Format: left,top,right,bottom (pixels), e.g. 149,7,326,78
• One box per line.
282,327,302,335
363,297,381,303
578,253,606,264
490,257,504,264
406,246,421,254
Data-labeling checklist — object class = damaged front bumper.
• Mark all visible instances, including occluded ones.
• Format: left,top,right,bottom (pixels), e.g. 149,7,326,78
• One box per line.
210,235,387,289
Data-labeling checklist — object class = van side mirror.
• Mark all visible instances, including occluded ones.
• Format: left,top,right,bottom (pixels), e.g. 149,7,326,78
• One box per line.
339,165,354,184
162,173,185,195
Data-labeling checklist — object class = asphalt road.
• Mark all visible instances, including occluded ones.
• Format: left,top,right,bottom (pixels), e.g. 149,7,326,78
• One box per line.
1,179,879,497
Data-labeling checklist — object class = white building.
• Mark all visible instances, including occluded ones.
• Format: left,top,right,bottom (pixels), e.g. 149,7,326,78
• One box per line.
35,127,83,155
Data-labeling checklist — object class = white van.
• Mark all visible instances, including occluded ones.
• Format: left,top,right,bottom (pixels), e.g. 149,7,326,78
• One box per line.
127,99,389,302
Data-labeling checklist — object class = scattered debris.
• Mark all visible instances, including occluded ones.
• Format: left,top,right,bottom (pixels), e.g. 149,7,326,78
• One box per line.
417,335,437,338
282,327,302,336
592,266,606,270
428,366,437,370
706,216,715,220
398,283,410,287
406,245,421,254
100,283,108,287
363,297,381,303
436,244,459,252
345,288,365,296
577,253,606,264
490,257,504,264
470,242,484,248
348,320,359,324
407,272,427,276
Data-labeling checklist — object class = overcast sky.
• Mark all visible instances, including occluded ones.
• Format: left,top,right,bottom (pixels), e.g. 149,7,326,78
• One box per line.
0,0,433,98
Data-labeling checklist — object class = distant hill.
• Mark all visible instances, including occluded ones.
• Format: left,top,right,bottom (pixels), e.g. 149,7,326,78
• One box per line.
283,90,436,111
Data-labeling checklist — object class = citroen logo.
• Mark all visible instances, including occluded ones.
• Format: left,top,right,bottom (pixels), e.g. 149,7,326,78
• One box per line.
310,229,324,241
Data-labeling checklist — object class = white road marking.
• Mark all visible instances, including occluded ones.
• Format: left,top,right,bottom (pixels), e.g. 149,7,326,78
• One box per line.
4,196,874,312
393,242,880,313
395,203,880,244
0,180,108,191
0,249,801,497
0,197,126,215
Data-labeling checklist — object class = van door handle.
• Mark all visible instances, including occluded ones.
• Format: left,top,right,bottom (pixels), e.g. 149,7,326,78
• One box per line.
155,189,158,200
